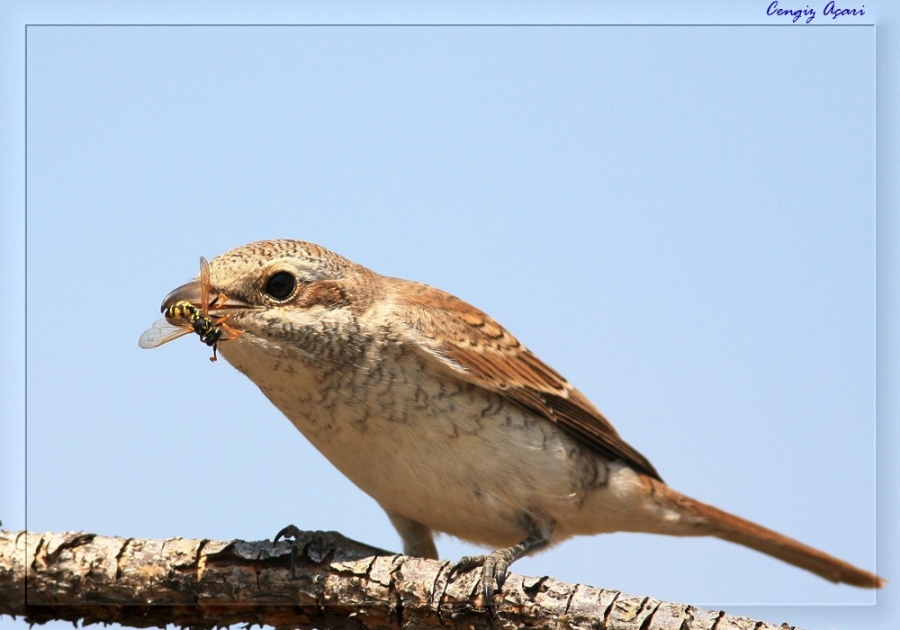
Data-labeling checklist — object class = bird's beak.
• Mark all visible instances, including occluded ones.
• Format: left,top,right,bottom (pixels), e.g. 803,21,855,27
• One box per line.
160,281,203,313
160,281,253,319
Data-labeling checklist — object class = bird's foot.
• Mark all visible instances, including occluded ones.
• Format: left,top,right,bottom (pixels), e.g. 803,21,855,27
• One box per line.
273,524,304,544
449,529,550,605
450,548,516,603
273,524,306,578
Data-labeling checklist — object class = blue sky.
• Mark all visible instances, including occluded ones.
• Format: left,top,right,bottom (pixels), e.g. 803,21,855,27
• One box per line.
2,3,896,630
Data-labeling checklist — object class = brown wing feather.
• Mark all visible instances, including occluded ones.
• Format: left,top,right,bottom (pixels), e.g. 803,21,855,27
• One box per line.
393,280,662,481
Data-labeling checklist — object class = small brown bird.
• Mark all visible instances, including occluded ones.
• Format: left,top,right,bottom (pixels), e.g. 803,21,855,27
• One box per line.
141,239,883,596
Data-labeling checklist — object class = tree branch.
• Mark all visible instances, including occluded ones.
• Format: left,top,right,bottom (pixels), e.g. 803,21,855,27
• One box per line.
0,529,796,629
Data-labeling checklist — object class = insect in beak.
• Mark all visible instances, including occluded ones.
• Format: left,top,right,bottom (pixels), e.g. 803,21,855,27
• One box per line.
139,257,249,361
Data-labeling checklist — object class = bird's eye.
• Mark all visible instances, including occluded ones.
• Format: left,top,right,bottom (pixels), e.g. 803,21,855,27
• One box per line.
264,271,296,301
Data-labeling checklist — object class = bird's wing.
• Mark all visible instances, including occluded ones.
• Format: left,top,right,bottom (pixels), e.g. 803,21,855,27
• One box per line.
393,281,662,480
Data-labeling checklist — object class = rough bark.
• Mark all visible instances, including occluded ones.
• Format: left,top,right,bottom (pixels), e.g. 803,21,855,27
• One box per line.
0,529,796,630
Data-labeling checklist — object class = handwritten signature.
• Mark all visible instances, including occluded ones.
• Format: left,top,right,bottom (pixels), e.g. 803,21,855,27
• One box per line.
766,1,866,23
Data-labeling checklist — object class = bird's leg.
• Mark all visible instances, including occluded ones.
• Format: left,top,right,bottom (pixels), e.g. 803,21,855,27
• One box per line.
385,510,438,559
451,528,551,602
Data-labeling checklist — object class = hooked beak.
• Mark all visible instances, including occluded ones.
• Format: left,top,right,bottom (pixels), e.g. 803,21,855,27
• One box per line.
160,281,253,319
161,281,202,313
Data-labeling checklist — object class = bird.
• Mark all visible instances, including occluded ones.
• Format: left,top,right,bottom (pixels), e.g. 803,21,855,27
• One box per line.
141,238,884,597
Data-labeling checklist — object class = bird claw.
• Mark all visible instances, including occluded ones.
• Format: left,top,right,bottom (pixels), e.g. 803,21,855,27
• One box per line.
272,524,306,578
450,550,514,603
273,524,304,545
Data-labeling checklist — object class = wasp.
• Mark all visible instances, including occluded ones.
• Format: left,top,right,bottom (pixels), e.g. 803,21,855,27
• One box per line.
139,256,239,361
165,300,226,346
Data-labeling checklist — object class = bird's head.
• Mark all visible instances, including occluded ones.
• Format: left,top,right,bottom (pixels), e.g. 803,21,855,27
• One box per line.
157,239,379,363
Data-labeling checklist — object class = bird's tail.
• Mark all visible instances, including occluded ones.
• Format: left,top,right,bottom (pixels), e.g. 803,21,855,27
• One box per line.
654,481,885,588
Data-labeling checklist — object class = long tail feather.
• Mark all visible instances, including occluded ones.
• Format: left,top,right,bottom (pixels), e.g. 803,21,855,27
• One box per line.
656,482,884,588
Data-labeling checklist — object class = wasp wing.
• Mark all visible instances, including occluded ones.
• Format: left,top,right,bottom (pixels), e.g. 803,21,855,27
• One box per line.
138,318,192,349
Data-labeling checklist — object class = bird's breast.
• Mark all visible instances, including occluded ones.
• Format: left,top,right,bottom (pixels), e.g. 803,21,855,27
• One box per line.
217,331,623,546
